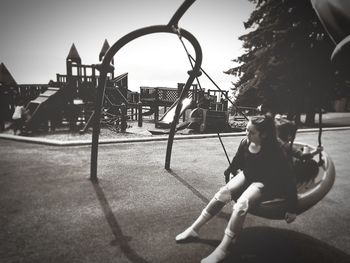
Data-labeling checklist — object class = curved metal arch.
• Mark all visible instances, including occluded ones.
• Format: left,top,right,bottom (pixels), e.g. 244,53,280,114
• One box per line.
90,0,202,180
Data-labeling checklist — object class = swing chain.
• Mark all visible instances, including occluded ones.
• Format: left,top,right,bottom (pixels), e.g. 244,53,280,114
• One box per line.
173,26,232,168
318,109,324,166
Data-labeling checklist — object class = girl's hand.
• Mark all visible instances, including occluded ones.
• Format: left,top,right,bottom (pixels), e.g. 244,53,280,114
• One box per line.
285,212,296,223
311,146,324,156
224,169,231,183
316,146,324,153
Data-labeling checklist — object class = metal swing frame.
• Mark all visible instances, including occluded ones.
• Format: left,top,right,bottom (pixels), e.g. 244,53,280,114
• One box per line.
89,0,336,220
90,0,202,181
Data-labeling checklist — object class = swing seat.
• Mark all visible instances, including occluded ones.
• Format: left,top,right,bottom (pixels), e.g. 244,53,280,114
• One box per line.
249,142,336,220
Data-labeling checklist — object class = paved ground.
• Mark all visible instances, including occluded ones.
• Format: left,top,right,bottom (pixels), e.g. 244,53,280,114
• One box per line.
0,129,350,263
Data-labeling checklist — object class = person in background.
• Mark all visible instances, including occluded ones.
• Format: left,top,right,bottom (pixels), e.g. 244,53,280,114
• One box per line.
12,99,25,135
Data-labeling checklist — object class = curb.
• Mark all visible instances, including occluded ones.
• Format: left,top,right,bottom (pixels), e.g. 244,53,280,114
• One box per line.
1,126,350,146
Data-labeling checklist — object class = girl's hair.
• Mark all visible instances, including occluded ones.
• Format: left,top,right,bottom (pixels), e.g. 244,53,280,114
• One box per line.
250,114,277,147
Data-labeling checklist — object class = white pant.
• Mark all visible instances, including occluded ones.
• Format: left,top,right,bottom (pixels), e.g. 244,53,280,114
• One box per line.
215,171,264,206
214,171,264,238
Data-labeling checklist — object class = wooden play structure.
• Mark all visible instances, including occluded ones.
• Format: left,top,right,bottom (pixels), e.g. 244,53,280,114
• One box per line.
1,34,232,135
0,40,142,134
0,63,51,132
139,83,229,133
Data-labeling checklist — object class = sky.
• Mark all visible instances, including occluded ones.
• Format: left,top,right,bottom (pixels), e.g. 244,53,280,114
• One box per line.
0,0,254,92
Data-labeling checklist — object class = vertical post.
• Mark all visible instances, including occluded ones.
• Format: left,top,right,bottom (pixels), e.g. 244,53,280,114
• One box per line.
154,106,158,122
130,107,134,120
138,101,143,127
154,88,159,122
120,103,127,132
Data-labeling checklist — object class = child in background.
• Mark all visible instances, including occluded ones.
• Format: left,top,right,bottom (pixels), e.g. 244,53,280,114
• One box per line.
12,100,25,135
275,116,323,184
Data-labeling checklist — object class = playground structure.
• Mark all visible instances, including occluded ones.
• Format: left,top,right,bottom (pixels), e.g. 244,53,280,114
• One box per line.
0,37,233,135
0,63,51,132
139,83,229,133
0,41,141,134
23,41,141,134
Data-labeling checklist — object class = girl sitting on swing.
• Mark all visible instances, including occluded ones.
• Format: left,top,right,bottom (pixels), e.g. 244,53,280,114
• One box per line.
176,114,297,263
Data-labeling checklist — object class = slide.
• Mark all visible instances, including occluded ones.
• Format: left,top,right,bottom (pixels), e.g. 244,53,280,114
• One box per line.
155,97,193,129
142,105,156,116
24,86,69,131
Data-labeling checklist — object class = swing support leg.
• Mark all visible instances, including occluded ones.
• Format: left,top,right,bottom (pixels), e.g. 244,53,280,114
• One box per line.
165,69,202,170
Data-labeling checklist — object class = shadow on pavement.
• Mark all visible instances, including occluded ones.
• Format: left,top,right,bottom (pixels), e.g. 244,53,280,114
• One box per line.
92,181,150,263
221,226,350,263
167,170,350,263
167,169,231,222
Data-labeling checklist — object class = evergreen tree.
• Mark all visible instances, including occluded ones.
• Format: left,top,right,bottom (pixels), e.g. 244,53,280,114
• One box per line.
226,0,338,125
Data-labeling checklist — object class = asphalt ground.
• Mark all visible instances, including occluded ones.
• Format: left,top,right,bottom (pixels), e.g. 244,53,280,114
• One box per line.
0,129,350,263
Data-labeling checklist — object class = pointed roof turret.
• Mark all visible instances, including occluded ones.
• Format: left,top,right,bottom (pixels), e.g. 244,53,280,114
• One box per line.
99,39,114,64
66,43,81,64
0,63,17,86
99,39,110,61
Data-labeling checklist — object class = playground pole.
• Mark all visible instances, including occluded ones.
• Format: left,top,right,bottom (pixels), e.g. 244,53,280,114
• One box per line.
90,67,109,181
138,102,143,127
164,67,202,170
